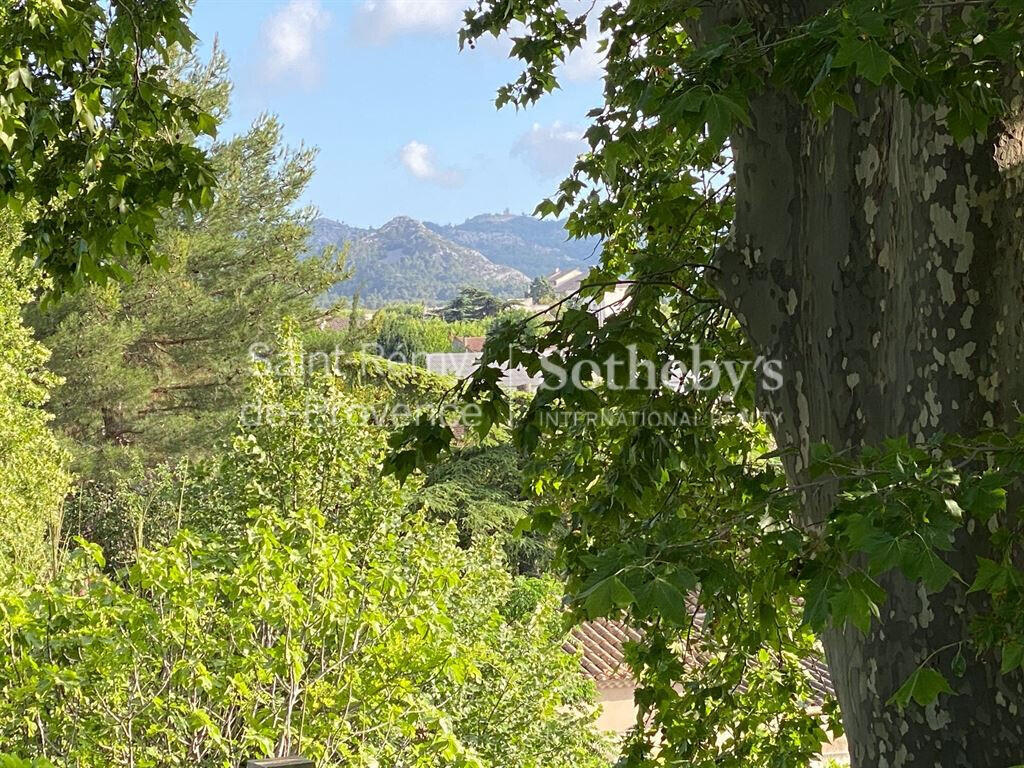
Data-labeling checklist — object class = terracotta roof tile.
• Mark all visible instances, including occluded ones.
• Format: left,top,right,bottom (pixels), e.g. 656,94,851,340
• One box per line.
565,619,644,688
567,616,835,706
452,335,486,353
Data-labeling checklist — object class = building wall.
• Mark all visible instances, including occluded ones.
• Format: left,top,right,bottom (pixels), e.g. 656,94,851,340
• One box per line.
594,685,637,733
594,685,850,766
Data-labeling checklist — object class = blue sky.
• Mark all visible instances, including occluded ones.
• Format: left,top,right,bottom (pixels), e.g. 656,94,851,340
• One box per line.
189,0,605,228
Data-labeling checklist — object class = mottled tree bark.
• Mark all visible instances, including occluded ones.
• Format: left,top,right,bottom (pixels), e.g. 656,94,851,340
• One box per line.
716,71,1024,766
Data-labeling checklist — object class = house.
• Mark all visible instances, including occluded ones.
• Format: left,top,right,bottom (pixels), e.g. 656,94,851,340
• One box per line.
544,267,631,323
424,352,540,392
452,335,486,353
570,619,643,733
549,267,587,295
568,618,850,765
316,314,349,332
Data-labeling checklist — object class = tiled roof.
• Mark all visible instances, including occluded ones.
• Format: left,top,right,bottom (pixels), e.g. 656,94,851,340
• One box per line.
567,619,644,689
453,335,486,353
567,616,835,705
317,315,349,331
802,654,835,705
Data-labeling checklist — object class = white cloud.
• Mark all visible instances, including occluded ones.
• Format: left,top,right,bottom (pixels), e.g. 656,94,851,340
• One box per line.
347,0,608,82
466,10,606,80
351,0,463,44
511,122,586,178
562,34,605,82
399,140,465,188
559,0,613,82
258,0,330,86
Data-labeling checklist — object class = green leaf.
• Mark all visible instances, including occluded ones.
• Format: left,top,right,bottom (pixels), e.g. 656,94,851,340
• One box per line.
961,473,1006,523
968,557,1012,595
637,577,687,625
196,111,218,138
582,575,633,617
833,90,857,115
610,576,635,607
887,666,955,709
833,37,894,86
831,37,863,69
951,650,967,678
904,548,956,594
830,571,886,634
1000,642,1024,675
706,92,752,129
802,571,834,630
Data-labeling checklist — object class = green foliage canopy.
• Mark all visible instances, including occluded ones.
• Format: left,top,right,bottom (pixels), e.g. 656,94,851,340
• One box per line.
29,53,341,476
0,216,71,580
0,327,609,768
414,444,557,576
371,308,489,364
440,288,508,323
0,0,217,294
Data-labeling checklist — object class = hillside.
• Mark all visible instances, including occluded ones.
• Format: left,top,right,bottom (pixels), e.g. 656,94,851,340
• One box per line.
307,218,369,255
313,216,530,306
425,213,600,276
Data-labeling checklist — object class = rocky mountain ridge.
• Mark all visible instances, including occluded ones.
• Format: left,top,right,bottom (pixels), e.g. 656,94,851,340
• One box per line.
311,213,597,306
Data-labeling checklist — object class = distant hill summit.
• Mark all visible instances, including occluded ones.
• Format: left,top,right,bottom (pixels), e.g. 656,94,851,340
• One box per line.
307,218,369,254
310,213,599,306
312,216,530,307
425,213,600,276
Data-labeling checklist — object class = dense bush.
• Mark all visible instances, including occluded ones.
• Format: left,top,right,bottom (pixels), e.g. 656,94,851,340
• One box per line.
371,308,489,364
0,220,71,581
0,327,607,768
61,458,188,573
414,444,557,576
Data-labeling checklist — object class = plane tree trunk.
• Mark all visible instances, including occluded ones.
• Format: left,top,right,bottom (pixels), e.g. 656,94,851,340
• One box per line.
714,63,1024,766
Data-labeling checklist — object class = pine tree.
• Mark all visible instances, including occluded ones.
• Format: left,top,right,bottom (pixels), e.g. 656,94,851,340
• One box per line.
30,54,343,475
